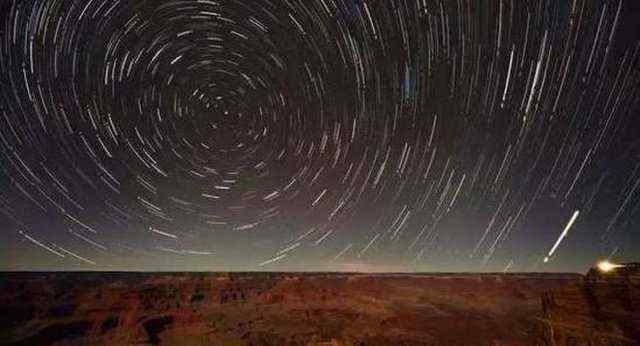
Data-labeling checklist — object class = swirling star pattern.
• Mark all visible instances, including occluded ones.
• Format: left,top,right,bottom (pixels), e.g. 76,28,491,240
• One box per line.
1,0,639,272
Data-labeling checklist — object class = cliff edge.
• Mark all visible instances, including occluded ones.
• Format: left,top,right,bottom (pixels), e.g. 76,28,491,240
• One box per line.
540,263,640,346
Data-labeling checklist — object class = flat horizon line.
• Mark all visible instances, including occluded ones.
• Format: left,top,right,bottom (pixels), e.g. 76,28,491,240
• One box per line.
0,270,584,275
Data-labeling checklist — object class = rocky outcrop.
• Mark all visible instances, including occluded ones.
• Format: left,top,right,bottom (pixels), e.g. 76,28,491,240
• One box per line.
0,272,580,345
540,263,640,346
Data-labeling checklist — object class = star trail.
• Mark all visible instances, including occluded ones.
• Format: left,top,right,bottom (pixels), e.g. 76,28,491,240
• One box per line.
1,0,639,272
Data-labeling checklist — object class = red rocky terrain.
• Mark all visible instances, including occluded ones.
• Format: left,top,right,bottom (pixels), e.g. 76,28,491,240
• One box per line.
0,271,630,346
539,263,640,346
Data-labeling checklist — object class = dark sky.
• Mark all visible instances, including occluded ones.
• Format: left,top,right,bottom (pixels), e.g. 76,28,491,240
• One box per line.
0,0,639,273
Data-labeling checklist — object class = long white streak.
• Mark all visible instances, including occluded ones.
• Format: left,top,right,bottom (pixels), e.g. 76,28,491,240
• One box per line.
312,189,327,206
314,229,334,246
291,227,317,243
55,246,96,265
258,253,287,267
333,243,353,261
544,210,580,262
150,226,178,239
184,250,215,255
501,46,515,106
449,174,466,209
72,232,107,250
428,114,437,148
359,233,380,257
409,223,429,251
525,30,547,114
277,242,300,255
472,190,510,256
20,231,65,257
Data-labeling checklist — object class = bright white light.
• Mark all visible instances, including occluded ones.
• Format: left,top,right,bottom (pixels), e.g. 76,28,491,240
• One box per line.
544,210,580,262
597,260,622,272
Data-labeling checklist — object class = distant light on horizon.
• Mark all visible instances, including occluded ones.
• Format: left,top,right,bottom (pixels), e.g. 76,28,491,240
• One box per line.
597,260,623,273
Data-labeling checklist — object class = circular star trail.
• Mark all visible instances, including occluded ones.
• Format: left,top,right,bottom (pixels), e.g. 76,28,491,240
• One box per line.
1,0,639,271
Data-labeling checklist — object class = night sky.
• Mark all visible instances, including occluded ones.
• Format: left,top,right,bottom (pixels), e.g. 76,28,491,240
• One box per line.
1,0,639,272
